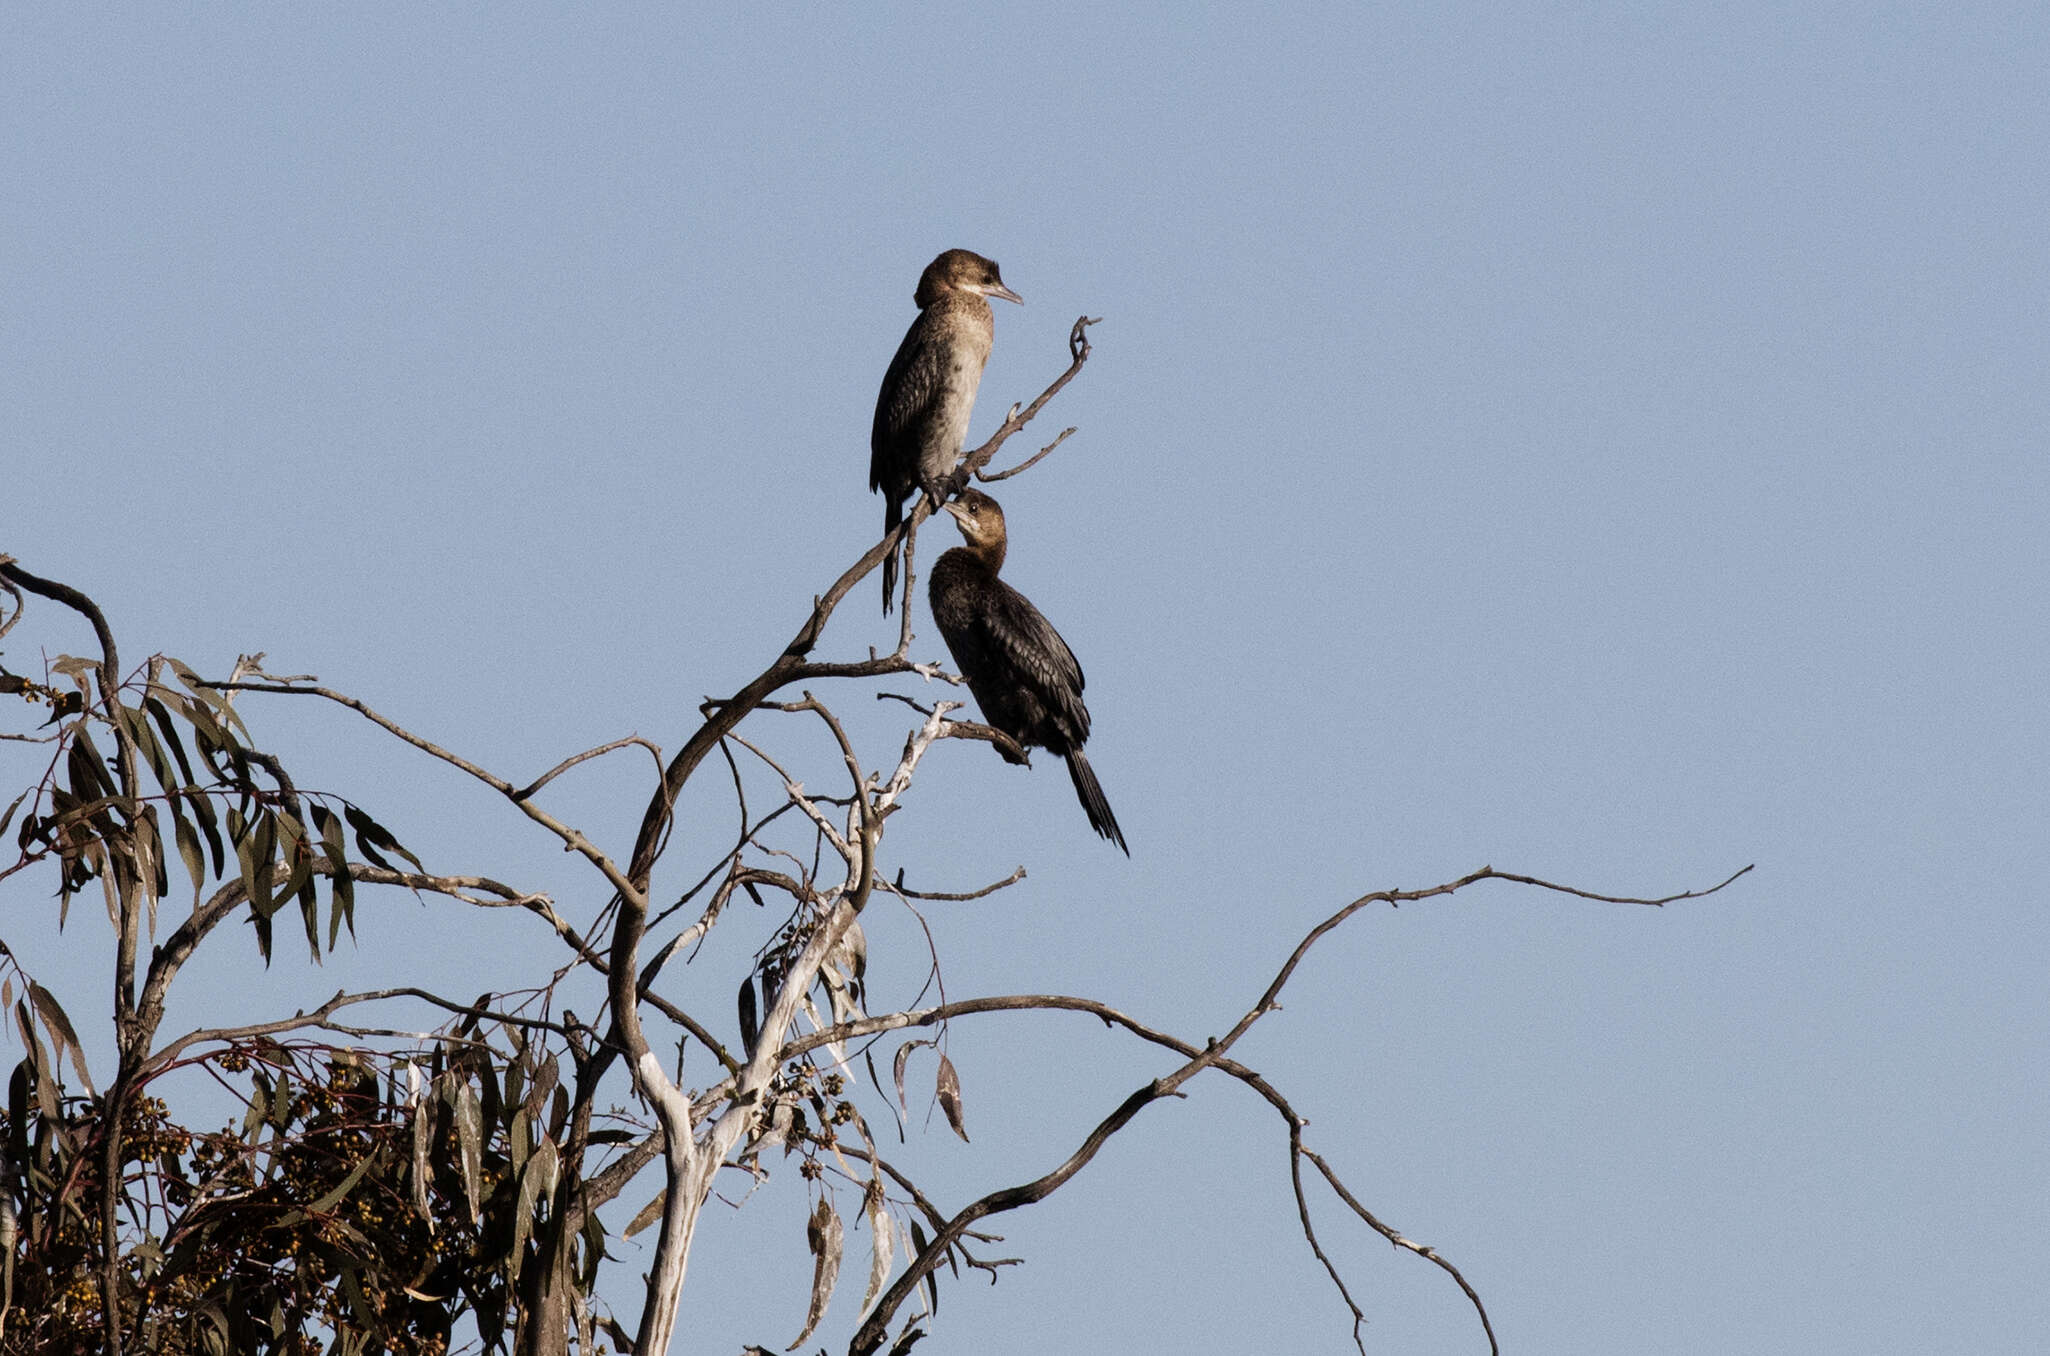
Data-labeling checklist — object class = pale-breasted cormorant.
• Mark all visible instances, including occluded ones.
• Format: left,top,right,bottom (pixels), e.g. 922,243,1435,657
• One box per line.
928,489,1127,853
871,249,1023,614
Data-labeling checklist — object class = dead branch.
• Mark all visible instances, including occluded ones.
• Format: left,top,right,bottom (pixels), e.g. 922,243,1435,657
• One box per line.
847,862,1750,1354
886,866,1027,902
977,425,1077,483
513,733,665,802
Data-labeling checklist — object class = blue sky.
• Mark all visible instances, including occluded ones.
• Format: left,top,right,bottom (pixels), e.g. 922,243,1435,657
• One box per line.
4,5,2046,1352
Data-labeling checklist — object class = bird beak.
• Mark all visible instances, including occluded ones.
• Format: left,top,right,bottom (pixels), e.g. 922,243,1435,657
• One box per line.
942,501,972,527
983,282,1024,305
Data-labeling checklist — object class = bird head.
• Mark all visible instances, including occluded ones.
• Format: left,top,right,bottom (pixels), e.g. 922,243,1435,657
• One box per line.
942,488,1009,555
917,250,1023,307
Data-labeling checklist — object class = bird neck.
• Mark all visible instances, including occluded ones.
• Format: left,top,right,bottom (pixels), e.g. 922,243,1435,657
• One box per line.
962,535,1006,574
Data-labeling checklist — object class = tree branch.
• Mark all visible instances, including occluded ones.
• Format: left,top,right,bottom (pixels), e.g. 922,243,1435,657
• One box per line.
848,862,1750,1353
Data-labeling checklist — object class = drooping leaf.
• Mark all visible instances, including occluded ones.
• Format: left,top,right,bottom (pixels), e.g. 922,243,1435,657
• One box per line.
238,808,277,926
66,728,116,802
241,1081,266,1140
858,1177,894,1317
893,1043,916,1120
270,1069,292,1131
0,789,28,843
509,1107,531,1176
510,1133,559,1285
625,1187,666,1238
28,981,94,1096
910,1221,938,1316
185,786,224,877
8,1060,29,1150
342,803,423,872
517,1136,558,1244
15,1001,58,1119
829,918,868,986
454,1079,484,1224
410,1085,434,1226
935,1054,968,1143
135,802,167,927
122,701,176,796
271,813,317,958
312,803,354,945
144,695,199,788
173,810,206,908
738,973,760,1056
549,1082,569,1141
524,1050,559,1122
789,1196,844,1350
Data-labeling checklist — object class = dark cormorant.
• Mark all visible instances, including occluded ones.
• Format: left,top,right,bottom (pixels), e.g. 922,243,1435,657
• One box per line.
871,249,1022,614
928,489,1127,853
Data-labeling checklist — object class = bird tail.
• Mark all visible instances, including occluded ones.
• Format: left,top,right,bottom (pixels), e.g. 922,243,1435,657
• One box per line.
1065,750,1129,855
881,497,902,615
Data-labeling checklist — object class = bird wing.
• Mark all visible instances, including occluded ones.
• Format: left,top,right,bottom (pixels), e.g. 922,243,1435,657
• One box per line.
982,579,1090,733
870,314,943,492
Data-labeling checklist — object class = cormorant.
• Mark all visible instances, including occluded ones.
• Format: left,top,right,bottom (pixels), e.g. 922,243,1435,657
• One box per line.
928,489,1128,853
871,249,1022,614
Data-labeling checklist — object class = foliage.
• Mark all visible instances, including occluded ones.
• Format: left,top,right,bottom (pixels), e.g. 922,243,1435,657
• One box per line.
0,568,626,1354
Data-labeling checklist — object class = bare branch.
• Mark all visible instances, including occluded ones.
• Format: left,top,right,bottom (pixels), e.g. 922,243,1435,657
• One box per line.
886,866,1027,902
953,316,1100,486
848,862,1748,1353
977,426,1076,483
0,564,23,641
196,677,644,909
1301,1141,1498,1355
513,734,665,803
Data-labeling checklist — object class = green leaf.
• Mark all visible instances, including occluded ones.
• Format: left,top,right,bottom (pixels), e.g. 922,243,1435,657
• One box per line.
174,812,206,909
0,789,29,843
241,1084,266,1140
510,1134,559,1286
67,728,116,802
122,701,177,797
144,695,199,788
911,1221,938,1316
508,1108,530,1176
270,1070,293,1131
275,812,312,902
247,810,277,919
312,804,354,946
185,787,224,878
273,814,321,962
342,803,423,873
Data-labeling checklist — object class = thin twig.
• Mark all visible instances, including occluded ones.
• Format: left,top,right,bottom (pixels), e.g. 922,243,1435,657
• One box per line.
886,866,1027,902
513,734,665,802
197,677,643,908
977,426,1077,483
